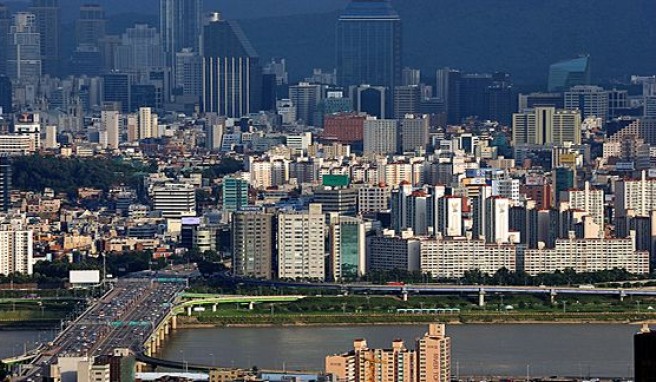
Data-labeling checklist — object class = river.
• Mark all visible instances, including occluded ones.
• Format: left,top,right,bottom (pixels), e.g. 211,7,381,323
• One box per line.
158,324,638,378
0,330,55,359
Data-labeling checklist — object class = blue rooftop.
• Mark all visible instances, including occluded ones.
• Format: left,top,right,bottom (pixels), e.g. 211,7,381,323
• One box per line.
339,0,400,20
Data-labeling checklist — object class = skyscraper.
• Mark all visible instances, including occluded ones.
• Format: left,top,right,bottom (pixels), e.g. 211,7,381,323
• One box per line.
222,176,249,213
289,82,322,126
277,204,325,280
29,0,59,76
232,210,275,280
512,106,581,146
160,0,202,67
548,56,591,92
202,12,262,118
336,0,401,109
0,155,10,212
7,13,41,84
0,5,11,76
76,4,106,48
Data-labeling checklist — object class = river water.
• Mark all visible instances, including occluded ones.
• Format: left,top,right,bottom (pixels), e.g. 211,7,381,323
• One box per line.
158,324,638,378
0,330,55,358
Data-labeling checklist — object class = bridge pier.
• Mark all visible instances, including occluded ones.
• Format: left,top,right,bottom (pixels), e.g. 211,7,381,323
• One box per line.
248,302,254,310
164,322,170,335
478,289,485,307
212,304,217,312
620,290,626,302
171,315,177,330
402,290,408,302
151,337,158,354
550,289,557,304
187,306,192,316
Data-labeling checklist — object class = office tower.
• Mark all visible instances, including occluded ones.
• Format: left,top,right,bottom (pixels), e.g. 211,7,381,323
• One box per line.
277,204,325,279
394,85,421,118
175,48,201,97
564,85,609,122
548,56,591,92
552,167,575,205
399,115,429,152
202,12,262,118
323,113,366,145
314,186,358,216
353,84,387,118
114,24,166,74
263,58,288,85
402,67,420,86
512,106,581,146
608,89,629,118
635,325,656,382
363,118,397,155
102,72,131,113
518,92,564,112
436,68,461,124
160,0,202,69
0,229,33,275
336,0,401,94
232,210,274,279
486,72,513,125
14,112,40,149
76,4,105,48
29,0,59,76
222,176,249,213
0,75,12,114
492,178,521,205
0,5,10,76
289,82,322,126
0,155,10,212
7,13,41,84
151,183,196,218
317,91,353,126
329,217,366,281
101,110,120,149
459,73,493,120
205,123,223,150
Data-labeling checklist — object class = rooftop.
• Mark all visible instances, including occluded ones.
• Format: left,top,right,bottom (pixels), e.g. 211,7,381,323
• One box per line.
339,0,400,20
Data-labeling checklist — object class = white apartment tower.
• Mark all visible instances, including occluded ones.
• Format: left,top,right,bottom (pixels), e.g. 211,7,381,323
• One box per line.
277,204,326,279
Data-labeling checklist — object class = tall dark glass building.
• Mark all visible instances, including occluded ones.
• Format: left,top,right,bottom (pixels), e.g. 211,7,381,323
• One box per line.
202,12,261,118
336,0,401,108
0,155,10,212
29,0,59,76
160,0,202,66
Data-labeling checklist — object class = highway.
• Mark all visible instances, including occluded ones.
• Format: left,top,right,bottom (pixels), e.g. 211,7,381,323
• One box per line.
20,277,185,380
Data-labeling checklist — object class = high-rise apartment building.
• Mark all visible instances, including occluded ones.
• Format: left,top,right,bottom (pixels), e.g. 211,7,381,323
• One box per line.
29,0,59,76
8,13,41,84
363,118,397,156
101,110,120,150
138,107,158,140
484,196,511,244
277,204,325,280
336,0,401,95
615,171,656,219
326,324,451,382
202,12,262,118
399,115,429,152
512,107,581,146
420,238,517,278
560,181,604,231
0,229,33,275
232,210,274,279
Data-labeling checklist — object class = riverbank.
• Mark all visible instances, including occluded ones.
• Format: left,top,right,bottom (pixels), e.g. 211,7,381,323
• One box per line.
177,311,656,327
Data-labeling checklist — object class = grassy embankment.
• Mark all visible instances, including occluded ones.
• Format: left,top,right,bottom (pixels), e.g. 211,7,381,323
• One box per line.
179,295,656,326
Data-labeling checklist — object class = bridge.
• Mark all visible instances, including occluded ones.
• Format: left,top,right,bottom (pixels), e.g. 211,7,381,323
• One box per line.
173,293,305,315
